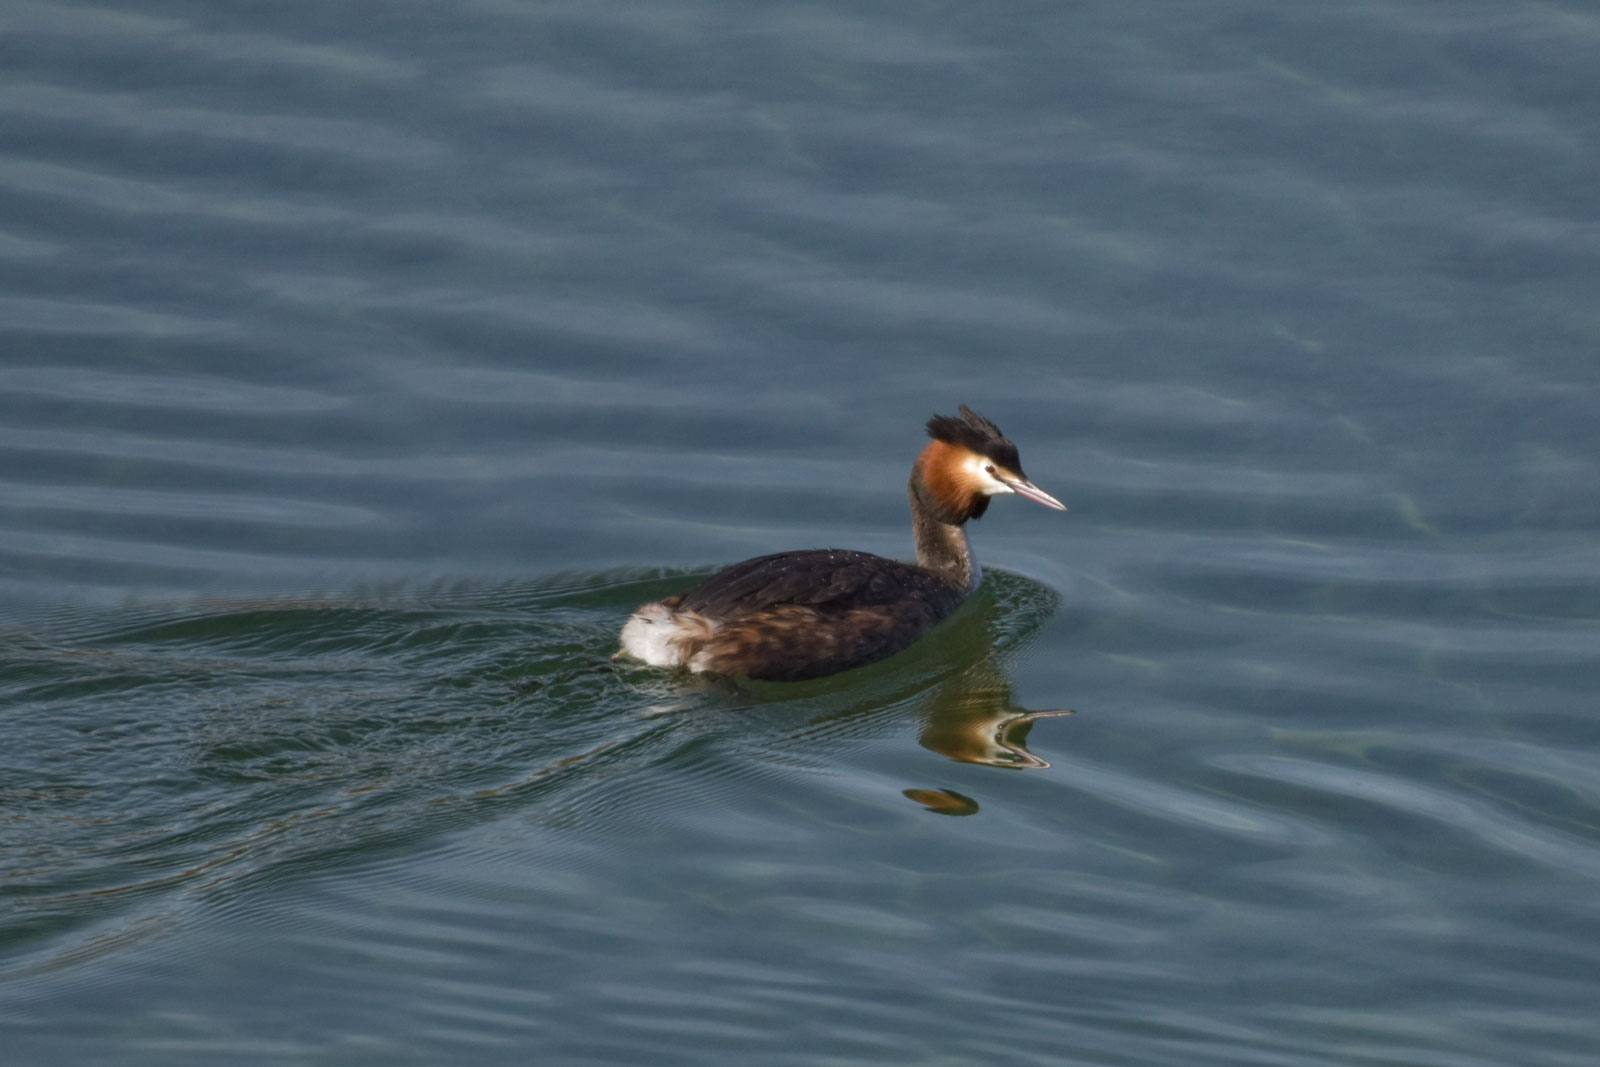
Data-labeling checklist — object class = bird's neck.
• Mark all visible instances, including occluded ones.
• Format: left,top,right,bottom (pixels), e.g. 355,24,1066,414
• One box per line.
909,473,980,592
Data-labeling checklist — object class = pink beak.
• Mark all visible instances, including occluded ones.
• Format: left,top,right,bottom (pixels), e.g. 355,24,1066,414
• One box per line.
1000,475,1066,511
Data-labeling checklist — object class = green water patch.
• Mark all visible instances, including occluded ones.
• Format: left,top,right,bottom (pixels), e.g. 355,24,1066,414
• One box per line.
0,568,1062,975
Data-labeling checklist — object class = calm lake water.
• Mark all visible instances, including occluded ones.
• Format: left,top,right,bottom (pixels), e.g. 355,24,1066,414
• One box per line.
4,1,1599,1064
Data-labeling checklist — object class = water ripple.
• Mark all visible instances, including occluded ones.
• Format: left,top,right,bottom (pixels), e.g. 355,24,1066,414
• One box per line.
2,366,342,414
1,83,441,162
1219,753,1600,883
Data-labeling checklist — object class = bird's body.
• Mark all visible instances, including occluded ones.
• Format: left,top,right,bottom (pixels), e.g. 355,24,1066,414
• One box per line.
619,406,1064,682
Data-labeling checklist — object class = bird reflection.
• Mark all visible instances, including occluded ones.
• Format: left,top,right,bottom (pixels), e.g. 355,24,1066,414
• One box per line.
915,677,1073,770
900,672,1073,815
902,788,980,816
757,592,1075,815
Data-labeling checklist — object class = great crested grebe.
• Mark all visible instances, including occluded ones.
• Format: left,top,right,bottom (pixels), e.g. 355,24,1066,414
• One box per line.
619,406,1065,682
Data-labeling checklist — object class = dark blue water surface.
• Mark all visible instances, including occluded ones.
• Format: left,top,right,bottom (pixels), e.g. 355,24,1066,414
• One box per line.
3,1,1598,1064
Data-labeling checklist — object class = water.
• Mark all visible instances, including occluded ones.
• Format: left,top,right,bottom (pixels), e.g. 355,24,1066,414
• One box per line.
3,1,1599,1063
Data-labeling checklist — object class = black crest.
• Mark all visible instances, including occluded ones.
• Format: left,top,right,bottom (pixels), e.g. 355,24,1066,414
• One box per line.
925,405,1024,474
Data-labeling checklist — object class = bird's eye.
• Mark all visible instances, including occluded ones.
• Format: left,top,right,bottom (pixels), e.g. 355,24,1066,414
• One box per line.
984,465,996,475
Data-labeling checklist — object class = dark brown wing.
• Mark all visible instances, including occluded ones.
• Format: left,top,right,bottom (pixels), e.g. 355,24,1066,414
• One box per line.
690,601,936,682
677,549,959,619
672,549,969,681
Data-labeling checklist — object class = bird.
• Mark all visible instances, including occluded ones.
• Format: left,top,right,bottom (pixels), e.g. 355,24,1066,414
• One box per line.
618,405,1064,682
